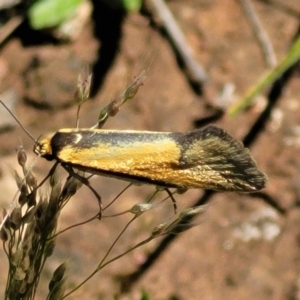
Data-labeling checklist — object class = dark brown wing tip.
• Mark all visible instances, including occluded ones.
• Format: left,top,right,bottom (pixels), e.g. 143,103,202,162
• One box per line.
211,125,268,192
243,169,268,192
195,125,268,192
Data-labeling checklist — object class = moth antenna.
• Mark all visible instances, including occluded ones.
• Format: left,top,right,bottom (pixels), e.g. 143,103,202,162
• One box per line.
0,100,36,143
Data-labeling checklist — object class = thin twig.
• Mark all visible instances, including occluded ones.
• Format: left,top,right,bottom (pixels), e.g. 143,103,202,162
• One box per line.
239,0,277,67
256,0,300,19
148,0,207,84
0,16,23,46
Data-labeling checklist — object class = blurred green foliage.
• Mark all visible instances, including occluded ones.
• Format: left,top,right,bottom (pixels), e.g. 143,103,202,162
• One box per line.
28,0,142,30
122,0,142,11
28,0,83,29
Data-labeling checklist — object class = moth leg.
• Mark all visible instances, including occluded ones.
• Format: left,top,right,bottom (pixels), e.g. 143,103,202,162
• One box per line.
36,161,60,190
62,164,102,219
26,161,60,205
164,188,177,214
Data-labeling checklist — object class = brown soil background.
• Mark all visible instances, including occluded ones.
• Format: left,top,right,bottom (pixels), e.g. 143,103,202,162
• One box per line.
1,0,300,299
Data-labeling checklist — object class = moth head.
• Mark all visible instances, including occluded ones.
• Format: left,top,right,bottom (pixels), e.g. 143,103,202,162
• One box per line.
33,136,53,159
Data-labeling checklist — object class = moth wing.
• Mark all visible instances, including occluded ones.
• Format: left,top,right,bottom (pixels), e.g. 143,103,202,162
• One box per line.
178,126,267,191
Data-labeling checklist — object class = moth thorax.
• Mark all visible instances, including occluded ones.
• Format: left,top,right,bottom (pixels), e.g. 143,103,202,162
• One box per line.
33,138,52,157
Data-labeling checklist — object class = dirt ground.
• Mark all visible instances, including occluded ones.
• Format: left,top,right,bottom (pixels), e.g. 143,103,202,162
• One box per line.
1,0,300,299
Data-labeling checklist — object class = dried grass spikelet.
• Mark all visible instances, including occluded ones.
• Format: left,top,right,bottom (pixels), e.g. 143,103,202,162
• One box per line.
2,145,84,300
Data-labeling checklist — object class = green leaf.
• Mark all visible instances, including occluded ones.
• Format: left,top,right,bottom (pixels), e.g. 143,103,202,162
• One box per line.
28,0,83,30
122,0,142,12
140,289,150,300
228,34,300,117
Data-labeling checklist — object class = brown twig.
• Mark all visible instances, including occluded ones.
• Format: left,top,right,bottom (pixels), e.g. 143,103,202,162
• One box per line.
148,0,207,85
239,0,277,68
0,16,23,47
256,0,300,19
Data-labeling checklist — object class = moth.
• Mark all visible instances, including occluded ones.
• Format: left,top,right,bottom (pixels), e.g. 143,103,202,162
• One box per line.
34,125,267,192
